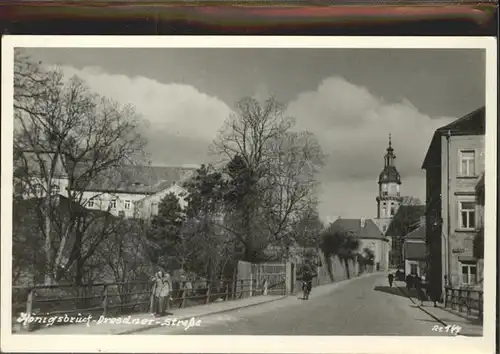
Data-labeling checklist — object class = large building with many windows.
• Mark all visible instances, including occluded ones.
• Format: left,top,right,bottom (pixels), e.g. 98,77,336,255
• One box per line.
13,151,196,219
422,106,485,293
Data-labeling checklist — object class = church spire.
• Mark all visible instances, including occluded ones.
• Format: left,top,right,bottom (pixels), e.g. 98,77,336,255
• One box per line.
384,133,395,167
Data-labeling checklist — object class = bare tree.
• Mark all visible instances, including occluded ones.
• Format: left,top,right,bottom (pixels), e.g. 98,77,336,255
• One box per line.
13,50,146,284
262,131,325,245
212,97,324,261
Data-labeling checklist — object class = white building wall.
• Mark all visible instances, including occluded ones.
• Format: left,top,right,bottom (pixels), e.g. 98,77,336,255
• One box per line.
135,184,189,219
80,191,147,218
21,176,69,199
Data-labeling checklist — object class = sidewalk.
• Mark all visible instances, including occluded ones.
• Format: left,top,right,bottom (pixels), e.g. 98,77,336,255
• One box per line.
19,294,285,335
395,281,483,337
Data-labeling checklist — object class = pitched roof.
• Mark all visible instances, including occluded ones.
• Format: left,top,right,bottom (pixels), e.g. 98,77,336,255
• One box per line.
385,205,425,236
75,165,197,194
403,224,425,241
329,218,386,240
422,106,485,169
404,242,426,261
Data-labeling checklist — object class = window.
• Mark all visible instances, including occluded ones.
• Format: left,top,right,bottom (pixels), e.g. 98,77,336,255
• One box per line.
410,263,418,275
50,184,60,195
124,200,131,209
87,198,94,208
383,191,388,196
460,262,477,285
391,207,396,216
110,199,117,209
382,225,387,232
34,184,43,196
460,150,476,177
151,202,159,215
459,201,476,229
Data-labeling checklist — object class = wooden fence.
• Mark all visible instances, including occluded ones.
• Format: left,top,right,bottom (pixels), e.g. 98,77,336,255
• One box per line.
12,276,278,331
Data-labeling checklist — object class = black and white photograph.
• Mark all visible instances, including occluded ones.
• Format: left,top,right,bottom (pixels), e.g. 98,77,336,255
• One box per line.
1,36,496,353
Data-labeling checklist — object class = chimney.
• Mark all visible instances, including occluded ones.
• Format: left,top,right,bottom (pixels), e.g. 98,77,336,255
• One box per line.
360,217,366,228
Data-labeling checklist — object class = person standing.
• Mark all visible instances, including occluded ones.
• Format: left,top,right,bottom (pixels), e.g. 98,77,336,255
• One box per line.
152,270,172,317
415,275,425,306
388,273,394,287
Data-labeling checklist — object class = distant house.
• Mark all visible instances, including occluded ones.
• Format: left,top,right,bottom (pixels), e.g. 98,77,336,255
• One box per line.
77,165,196,218
385,204,425,268
402,221,426,277
13,150,197,219
328,217,390,271
422,106,485,292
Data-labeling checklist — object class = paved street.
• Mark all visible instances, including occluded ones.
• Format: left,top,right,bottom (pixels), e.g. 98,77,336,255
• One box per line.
137,274,454,336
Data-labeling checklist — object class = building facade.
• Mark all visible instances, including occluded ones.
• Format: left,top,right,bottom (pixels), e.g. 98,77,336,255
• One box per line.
422,106,485,293
13,151,197,219
402,221,426,277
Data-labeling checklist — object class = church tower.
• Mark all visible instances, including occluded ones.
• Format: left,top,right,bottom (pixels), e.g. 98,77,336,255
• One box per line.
376,134,402,232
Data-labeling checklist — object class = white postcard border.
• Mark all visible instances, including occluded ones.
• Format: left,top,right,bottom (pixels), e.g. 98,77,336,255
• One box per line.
1,36,496,354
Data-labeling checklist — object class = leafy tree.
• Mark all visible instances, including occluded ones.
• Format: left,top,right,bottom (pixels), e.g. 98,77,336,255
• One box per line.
293,205,324,249
357,247,375,274
183,164,236,279
320,227,360,281
146,193,186,270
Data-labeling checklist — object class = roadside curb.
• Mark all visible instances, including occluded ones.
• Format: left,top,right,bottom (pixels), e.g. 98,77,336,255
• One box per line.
396,285,482,336
396,285,448,327
397,286,484,337
117,295,288,335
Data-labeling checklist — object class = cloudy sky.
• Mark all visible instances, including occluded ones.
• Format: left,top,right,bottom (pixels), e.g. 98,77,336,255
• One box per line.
24,48,485,222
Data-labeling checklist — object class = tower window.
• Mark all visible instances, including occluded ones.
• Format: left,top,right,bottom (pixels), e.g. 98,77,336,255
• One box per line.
391,207,396,216
383,191,388,196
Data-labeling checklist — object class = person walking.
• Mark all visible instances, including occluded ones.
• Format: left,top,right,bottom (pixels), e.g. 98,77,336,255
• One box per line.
405,274,412,291
388,273,394,287
429,281,442,307
415,275,425,306
152,270,172,317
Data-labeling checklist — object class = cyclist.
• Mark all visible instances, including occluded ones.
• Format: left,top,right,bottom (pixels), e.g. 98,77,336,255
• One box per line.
301,260,317,300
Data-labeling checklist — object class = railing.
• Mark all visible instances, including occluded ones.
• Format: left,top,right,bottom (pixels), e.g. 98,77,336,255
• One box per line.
444,286,483,320
12,277,277,331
